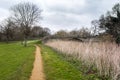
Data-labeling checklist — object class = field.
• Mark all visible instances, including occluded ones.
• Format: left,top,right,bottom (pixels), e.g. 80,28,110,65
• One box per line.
0,41,101,80
46,40,120,80
0,40,120,80
0,42,35,80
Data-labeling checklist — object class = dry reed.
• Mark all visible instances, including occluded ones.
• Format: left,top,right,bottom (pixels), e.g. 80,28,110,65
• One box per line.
46,40,120,80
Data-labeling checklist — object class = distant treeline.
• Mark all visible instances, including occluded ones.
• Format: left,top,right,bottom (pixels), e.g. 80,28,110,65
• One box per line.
0,2,50,46
0,24,50,41
91,3,120,45
51,3,120,45
0,2,120,46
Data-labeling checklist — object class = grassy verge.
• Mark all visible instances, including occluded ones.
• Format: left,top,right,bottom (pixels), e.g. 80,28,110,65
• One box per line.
40,44,101,80
0,42,35,80
60,54,104,80
40,45,88,80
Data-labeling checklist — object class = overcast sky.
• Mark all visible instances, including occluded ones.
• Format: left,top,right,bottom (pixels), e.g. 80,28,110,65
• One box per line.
0,0,119,32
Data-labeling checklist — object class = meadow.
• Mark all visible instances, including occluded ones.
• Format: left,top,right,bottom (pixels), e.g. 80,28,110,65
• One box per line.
40,44,100,80
46,40,120,80
1,40,120,80
0,42,35,80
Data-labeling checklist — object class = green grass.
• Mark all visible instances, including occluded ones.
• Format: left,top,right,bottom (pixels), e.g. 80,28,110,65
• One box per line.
40,45,86,80
40,44,101,80
60,54,102,80
0,40,102,80
0,42,35,80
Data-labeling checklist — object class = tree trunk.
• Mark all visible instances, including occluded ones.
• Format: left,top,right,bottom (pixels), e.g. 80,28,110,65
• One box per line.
24,37,27,47
116,35,120,46
6,36,9,44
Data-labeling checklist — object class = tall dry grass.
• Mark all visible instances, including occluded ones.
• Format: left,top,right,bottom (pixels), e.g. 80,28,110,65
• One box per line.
46,40,120,80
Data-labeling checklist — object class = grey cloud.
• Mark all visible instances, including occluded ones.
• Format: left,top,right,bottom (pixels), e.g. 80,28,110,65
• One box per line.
45,0,119,16
41,0,119,31
0,0,119,31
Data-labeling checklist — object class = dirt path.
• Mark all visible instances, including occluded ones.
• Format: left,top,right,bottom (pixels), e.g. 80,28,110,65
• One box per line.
30,45,45,80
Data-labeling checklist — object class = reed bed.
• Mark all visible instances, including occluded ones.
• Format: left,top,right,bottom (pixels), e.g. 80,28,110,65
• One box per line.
46,40,120,80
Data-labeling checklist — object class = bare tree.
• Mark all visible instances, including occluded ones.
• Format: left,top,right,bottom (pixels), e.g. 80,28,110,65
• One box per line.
78,28,91,38
31,26,43,38
42,27,51,37
91,20,100,36
55,30,68,37
1,18,15,43
10,2,42,46
69,30,79,37
0,25,4,41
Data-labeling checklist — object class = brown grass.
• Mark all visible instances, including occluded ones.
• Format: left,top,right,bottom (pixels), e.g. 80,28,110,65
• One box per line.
46,40,120,80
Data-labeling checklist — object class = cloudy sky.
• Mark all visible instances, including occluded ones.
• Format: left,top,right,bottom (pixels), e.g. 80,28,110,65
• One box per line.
0,0,119,32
